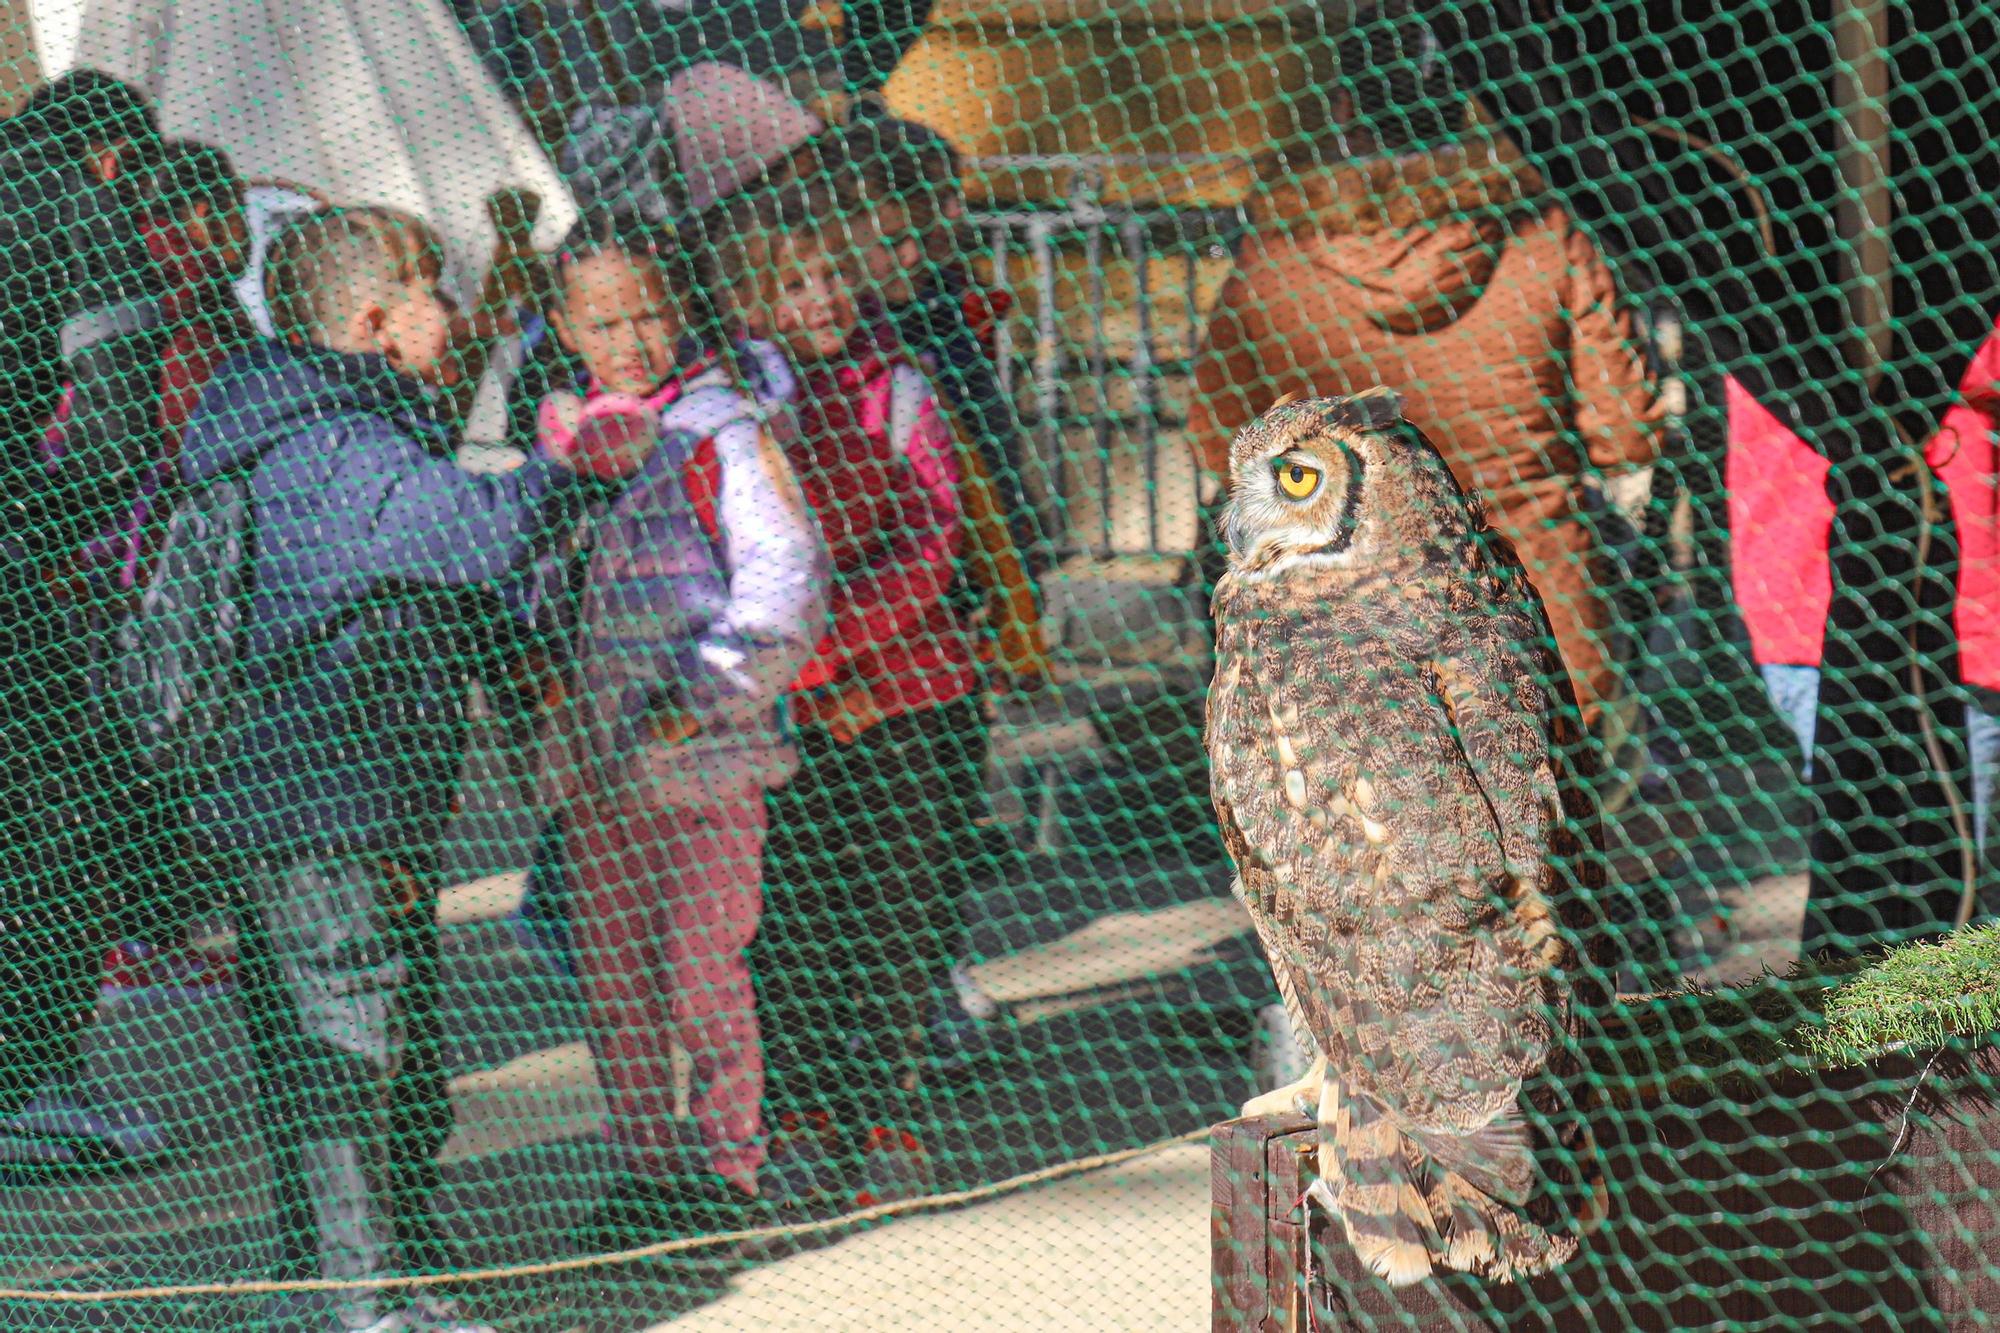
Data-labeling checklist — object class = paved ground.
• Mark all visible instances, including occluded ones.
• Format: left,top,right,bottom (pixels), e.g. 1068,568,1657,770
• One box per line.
0,867,1816,1332
625,863,1814,1333
0,862,1257,1332
0,682,1263,1332
0,657,1825,1331
651,1145,1211,1333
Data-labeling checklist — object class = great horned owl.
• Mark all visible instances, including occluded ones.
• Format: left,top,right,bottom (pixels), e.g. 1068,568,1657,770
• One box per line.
1206,389,1611,1286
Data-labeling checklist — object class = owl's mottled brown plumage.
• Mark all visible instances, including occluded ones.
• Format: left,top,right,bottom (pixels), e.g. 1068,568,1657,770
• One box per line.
1207,389,1610,1286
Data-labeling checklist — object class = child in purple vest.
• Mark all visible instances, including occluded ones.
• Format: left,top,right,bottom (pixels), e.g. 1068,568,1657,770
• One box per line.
523,219,828,1243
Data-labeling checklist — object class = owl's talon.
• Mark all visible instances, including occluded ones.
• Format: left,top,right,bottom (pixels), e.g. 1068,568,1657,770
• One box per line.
1242,1084,1302,1119
1293,1178,1339,1220
1241,1056,1327,1119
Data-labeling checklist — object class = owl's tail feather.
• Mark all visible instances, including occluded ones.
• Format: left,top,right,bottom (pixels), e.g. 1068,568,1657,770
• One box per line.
1403,1110,1532,1206
1432,1166,1579,1283
1310,1079,1596,1288
1312,1075,1438,1288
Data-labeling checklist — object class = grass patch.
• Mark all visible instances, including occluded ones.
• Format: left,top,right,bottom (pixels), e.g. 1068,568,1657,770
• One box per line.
1796,923,2000,1066
1600,925,2000,1093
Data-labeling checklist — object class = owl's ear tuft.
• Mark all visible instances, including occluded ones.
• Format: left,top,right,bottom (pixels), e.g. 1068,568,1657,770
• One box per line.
1269,389,1310,412
1346,387,1406,429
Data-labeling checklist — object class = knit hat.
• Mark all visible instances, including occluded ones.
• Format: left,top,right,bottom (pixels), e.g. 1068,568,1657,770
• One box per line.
558,99,678,227
1330,3,1462,153
665,63,825,215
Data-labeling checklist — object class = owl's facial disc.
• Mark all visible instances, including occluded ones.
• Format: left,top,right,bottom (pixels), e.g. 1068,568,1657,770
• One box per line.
1225,438,1366,573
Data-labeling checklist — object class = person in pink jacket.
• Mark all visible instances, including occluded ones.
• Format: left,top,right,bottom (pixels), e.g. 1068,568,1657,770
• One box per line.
1729,313,2000,861
520,224,829,1246
710,166,988,1204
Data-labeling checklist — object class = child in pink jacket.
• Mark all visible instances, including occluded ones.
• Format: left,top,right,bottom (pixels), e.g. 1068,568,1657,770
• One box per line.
527,223,828,1243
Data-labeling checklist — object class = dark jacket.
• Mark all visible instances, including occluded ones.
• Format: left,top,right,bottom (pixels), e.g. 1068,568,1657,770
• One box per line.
0,139,165,574
0,136,166,868
886,264,1035,561
179,341,574,857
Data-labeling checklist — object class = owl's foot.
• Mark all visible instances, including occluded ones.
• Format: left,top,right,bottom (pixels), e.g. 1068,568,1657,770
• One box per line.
1295,1177,1339,1219
1240,1055,1326,1119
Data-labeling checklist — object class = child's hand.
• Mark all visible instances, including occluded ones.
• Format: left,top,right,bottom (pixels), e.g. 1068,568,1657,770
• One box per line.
508,647,567,714
539,393,659,480
650,708,701,748
811,680,889,746
1600,466,1654,527
542,392,585,447
538,392,586,472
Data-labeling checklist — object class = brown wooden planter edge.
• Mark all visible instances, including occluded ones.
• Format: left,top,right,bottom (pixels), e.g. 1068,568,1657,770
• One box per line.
1212,1043,2000,1331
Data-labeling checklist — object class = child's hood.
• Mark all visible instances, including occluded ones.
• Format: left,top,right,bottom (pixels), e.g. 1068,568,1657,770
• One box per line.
142,214,237,310
181,340,449,485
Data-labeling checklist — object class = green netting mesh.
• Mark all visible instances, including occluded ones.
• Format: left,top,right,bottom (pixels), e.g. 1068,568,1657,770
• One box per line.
0,0,1994,1328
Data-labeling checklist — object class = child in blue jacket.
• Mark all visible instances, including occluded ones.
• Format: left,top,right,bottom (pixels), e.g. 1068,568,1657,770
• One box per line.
178,205,583,1333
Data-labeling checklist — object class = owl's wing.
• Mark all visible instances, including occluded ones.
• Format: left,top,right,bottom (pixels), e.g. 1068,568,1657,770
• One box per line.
1424,586,1611,1203
1208,609,1554,1159
1434,543,1615,1003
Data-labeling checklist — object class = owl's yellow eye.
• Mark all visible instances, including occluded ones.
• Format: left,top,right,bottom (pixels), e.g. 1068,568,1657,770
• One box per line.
1275,460,1322,500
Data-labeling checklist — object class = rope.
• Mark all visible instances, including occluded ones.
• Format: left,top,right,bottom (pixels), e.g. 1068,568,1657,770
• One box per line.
1896,425,1982,930
1633,118,1780,259
0,1126,1215,1303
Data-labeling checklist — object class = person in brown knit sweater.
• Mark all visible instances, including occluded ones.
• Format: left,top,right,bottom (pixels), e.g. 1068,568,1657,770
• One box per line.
1191,26,1662,729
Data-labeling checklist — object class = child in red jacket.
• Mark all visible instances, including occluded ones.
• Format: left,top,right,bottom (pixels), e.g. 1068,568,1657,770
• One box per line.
711,169,987,1198
42,140,253,593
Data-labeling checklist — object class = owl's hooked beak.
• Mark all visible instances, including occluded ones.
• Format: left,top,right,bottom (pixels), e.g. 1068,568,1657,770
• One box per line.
1222,493,1254,563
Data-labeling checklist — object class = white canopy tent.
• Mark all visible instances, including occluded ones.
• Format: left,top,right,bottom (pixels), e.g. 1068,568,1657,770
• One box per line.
36,0,576,306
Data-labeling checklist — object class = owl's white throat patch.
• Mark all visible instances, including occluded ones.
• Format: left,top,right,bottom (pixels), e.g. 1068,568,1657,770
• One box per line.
1234,543,1362,582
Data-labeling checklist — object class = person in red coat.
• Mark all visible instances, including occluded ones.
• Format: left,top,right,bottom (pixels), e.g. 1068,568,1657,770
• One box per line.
1729,314,2000,883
